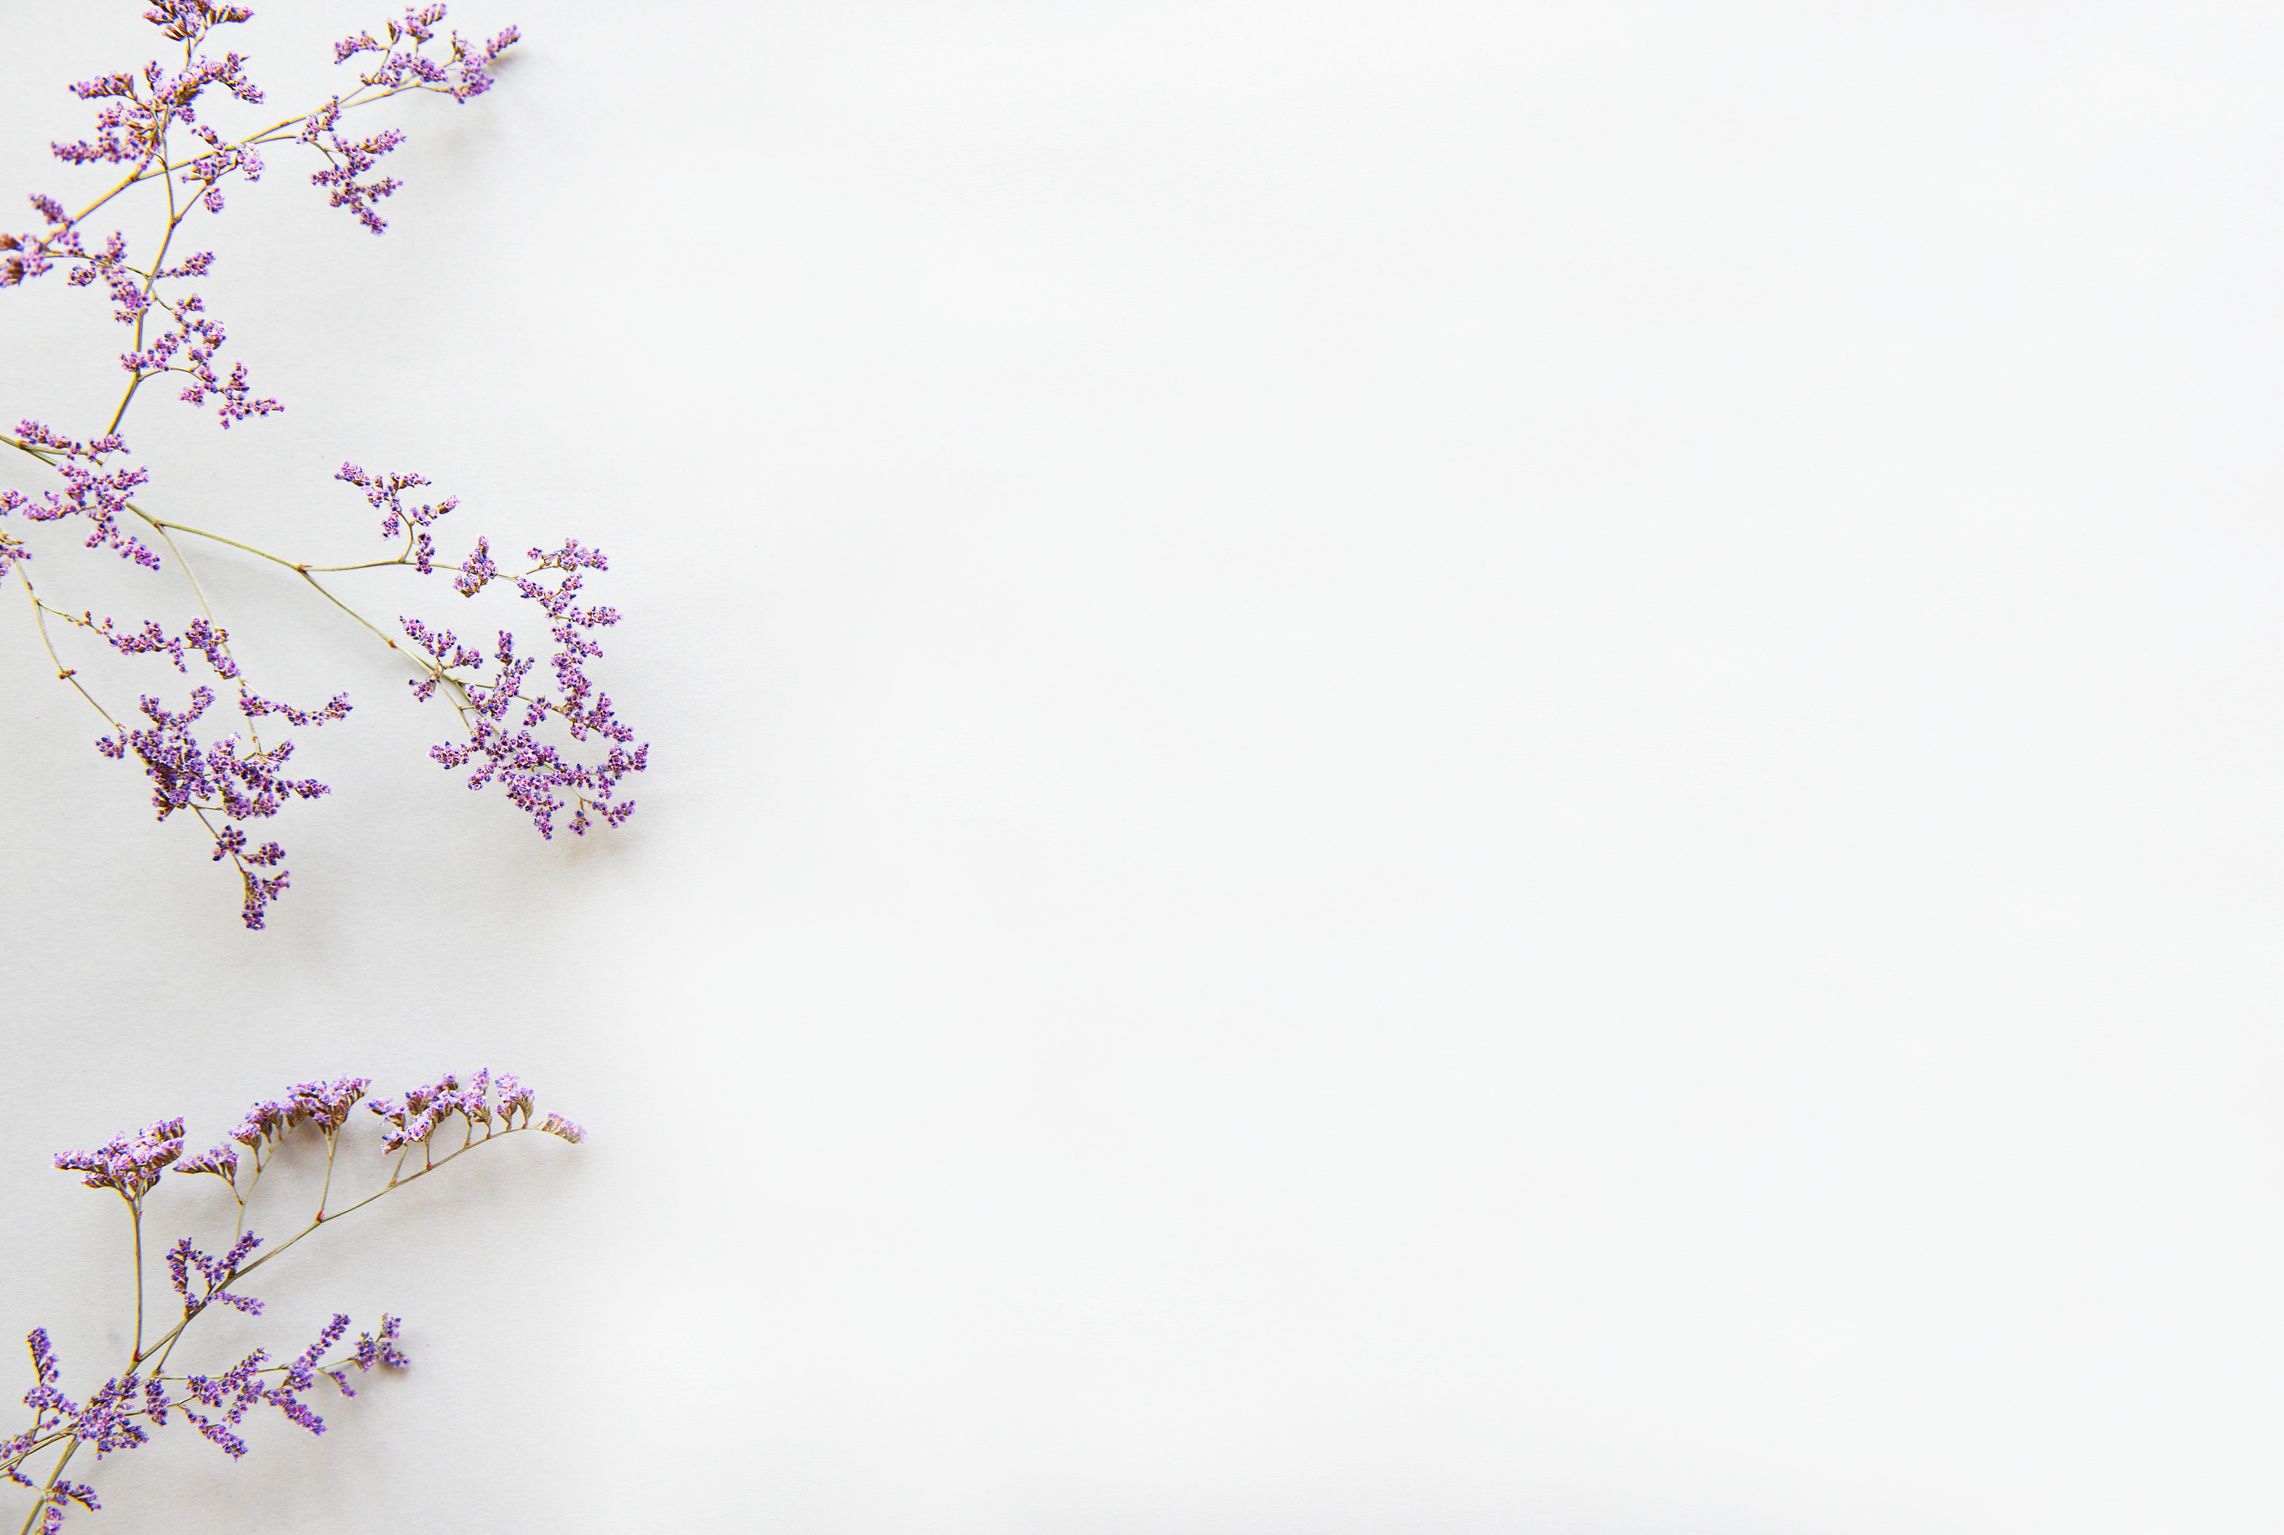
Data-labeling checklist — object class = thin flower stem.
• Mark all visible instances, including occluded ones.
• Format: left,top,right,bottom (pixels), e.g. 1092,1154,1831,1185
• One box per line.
0,1432,71,1480
298,568,404,653
129,1126,535,1373
16,1438,78,1535
15,565,124,729
128,1202,145,1365
102,371,149,438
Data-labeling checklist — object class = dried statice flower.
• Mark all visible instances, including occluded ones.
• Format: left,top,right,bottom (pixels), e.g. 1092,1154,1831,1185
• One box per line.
4,1070,580,1528
366,1068,552,1165
52,1119,185,1207
1,4,645,930
166,1234,263,1320
92,688,332,928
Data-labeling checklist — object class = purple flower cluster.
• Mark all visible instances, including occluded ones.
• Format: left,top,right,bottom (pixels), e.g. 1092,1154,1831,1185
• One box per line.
167,1234,263,1321
412,546,647,837
2,1313,404,1485
0,425,157,568
93,687,330,928
339,463,455,572
178,1076,373,1193
5,1339,171,1510
49,51,265,171
175,1311,393,1456
298,105,405,237
143,1,256,48
31,43,287,430
341,462,646,838
367,1069,583,1158
53,1119,185,1207
5,1334,116,1532
300,8,517,234
337,6,519,99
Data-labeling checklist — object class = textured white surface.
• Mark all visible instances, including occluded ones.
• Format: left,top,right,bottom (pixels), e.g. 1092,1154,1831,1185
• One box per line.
5,1,2284,1530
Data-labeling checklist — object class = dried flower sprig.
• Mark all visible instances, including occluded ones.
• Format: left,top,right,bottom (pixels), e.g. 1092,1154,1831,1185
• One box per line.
5,1069,581,1532
1,3,646,929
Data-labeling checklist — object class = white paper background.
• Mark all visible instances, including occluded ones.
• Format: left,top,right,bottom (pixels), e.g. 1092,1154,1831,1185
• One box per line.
5,1,2284,1530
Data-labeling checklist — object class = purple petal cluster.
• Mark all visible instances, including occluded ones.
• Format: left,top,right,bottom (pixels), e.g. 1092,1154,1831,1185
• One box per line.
168,321,280,429
178,119,265,218
187,1077,374,1176
297,103,405,237
141,1,255,47
86,615,234,675
94,688,328,928
40,606,349,930
177,1354,258,1458
368,1068,507,1154
0,427,158,568
166,1234,263,1321
9,1,513,292
453,534,497,596
9,1341,162,1479
30,1479,101,1535
2,1335,102,1527
0,201,66,288
180,1340,301,1457
337,462,455,571
400,523,646,837
174,1143,238,1182
237,690,353,729
176,1312,392,1456
43,214,278,432
342,1314,410,1381
53,1119,184,1204
307,8,519,235
336,8,519,101
50,52,264,173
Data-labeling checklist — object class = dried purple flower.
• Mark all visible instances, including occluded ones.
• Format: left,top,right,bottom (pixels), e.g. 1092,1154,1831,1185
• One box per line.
92,688,329,929
174,1143,238,1184
53,1119,185,1205
166,1234,263,1321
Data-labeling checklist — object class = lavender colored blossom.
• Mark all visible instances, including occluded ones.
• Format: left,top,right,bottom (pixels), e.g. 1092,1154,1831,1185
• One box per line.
368,1068,543,1158
337,7,519,100
53,1119,184,1206
304,9,518,234
0,428,158,569
404,577,647,839
174,1144,237,1182
179,1076,376,1194
92,687,329,928
167,1234,263,1320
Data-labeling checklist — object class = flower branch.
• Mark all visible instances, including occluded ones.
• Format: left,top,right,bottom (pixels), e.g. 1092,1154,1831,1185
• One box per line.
6,1069,582,1531
1,3,645,929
